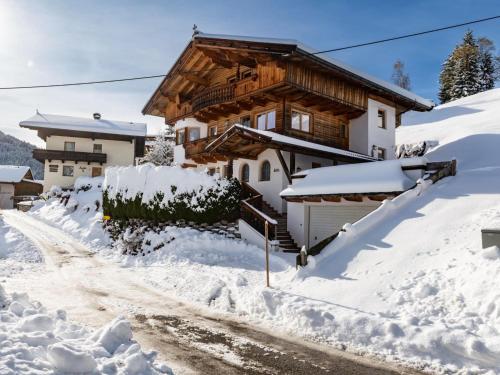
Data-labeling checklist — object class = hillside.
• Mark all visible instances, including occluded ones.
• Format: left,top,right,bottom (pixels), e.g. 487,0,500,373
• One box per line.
0,131,43,179
289,88,500,373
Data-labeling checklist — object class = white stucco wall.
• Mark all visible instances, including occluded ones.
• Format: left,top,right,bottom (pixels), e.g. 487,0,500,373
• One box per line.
349,98,396,159
0,183,15,209
42,135,136,191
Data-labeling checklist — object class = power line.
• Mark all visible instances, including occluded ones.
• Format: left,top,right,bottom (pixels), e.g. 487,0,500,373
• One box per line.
1,15,499,90
311,15,500,54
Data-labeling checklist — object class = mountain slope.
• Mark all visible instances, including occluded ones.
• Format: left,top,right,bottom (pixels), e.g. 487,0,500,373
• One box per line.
287,88,500,373
0,131,43,179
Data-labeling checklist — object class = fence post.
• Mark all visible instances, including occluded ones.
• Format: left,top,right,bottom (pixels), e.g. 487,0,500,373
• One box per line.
265,220,270,288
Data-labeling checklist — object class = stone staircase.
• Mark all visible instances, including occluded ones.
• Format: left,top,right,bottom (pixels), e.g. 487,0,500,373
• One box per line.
259,200,300,253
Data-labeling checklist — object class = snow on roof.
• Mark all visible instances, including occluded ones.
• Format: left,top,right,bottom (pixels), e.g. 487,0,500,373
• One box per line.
195,32,435,110
0,165,31,183
228,125,376,161
19,112,147,137
280,160,416,197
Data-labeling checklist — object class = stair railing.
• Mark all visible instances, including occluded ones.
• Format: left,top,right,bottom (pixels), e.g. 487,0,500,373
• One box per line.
240,182,278,241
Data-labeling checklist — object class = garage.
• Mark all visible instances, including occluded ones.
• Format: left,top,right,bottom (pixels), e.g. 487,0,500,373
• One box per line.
308,203,381,247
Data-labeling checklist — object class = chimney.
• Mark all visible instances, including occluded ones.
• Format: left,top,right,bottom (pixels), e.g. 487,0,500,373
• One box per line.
93,113,101,120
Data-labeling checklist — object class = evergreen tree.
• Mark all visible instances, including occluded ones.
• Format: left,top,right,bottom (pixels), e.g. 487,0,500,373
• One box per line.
391,59,411,90
140,128,174,166
478,37,496,91
438,53,456,103
450,30,481,100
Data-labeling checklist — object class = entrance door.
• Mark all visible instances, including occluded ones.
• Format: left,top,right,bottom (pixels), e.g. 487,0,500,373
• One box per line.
308,204,381,247
91,167,103,177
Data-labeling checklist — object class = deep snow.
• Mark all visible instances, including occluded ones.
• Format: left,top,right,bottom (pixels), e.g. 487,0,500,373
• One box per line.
24,88,500,374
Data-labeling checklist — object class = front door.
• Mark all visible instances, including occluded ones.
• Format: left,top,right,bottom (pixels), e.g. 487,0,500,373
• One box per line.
91,167,102,177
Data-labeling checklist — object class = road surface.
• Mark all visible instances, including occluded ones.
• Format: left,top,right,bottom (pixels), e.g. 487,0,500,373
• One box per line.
2,210,421,375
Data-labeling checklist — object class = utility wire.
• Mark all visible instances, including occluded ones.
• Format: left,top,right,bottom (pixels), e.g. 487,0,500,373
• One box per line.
311,15,500,54
1,15,499,90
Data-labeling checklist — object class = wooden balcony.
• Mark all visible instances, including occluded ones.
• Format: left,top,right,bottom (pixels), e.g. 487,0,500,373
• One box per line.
192,83,236,113
33,149,107,164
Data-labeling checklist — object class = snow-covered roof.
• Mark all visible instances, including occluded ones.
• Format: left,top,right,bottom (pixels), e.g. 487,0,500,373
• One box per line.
209,125,376,161
280,160,416,197
194,32,434,110
0,165,31,183
19,112,147,137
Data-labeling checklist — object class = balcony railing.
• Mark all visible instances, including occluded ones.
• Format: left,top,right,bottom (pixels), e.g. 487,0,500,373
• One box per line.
192,83,236,113
33,149,107,164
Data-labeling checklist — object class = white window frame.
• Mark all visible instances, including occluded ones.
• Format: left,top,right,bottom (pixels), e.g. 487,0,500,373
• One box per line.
256,110,276,130
377,109,386,129
291,110,311,133
62,165,74,177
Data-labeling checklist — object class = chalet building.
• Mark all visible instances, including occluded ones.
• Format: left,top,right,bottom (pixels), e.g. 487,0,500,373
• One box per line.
0,166,42,209
20,112,146,191
143,32,434,251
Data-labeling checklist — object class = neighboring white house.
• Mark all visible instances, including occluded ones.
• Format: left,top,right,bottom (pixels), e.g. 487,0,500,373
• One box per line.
0,166,42,209
19,112,147,191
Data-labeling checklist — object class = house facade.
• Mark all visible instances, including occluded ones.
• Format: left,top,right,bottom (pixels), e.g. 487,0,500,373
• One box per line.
20,112,146,191
0,166,42,209
143,32,434,251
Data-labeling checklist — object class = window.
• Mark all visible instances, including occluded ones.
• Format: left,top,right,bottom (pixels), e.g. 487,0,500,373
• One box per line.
227,76,237,84
241,164,250,182
176,129,185,145
208,126,217,137
259,160,271,181
64,142,75,152
49,164,58,173
339,124,347,138
291,110,311,132
376,147,386,160
208,168,216,176
240,115,251,128
377,110,386,129
93,144,102,153
241,70,252,79
256,110,276,130
312,162,321,169
188,127,200,142
62,165,74,177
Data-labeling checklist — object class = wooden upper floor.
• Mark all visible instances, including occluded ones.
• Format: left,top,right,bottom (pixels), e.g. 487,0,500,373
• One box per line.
143,33,433,154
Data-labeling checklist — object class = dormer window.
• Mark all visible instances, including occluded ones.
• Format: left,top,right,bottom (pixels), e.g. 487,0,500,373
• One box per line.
377,109,386,129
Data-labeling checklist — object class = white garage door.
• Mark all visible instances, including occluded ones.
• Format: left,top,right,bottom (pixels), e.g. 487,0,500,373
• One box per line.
308,204,381,247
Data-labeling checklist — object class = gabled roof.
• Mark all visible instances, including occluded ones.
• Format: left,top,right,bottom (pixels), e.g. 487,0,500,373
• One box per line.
280,160,416,197
194,32,434,110
205,125,376,163
20,112,147,138
0,165,32,183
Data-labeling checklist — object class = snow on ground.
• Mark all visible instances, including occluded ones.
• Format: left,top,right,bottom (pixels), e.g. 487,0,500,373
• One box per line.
24,89,500,373
0,285,172,374
0,215,42,278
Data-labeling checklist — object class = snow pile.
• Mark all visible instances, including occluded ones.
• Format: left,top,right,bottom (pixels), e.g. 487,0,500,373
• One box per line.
104,164,232,206
0,285,172,374
0,216,42,277
281,160,417,197
30,176,109,250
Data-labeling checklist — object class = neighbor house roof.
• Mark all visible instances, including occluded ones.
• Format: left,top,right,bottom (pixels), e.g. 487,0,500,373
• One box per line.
280,160,416,197
19,112,147,138
0,166,31,183
194,32,435,110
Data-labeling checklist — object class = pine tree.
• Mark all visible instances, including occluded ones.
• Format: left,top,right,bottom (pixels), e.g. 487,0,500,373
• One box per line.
450,30,481,100
140,128,174,166
438,53,456,103
478,37,496,91
391,59,411,90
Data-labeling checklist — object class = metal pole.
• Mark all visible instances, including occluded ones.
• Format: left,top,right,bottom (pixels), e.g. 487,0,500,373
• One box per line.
265,220,270,288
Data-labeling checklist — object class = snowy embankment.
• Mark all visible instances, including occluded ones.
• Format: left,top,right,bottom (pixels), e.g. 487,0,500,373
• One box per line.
0,285,172,374
26,89,500,374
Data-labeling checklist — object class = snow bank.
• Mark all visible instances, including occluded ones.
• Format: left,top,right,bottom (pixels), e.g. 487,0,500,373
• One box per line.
0,285,172,374
104,164,232,206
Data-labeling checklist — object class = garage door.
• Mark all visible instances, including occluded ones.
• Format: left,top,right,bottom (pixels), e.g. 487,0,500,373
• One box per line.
0,192,13,209
308,204,381,247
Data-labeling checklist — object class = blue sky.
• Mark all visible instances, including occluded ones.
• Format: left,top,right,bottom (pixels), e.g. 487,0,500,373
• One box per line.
1,0,499,146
